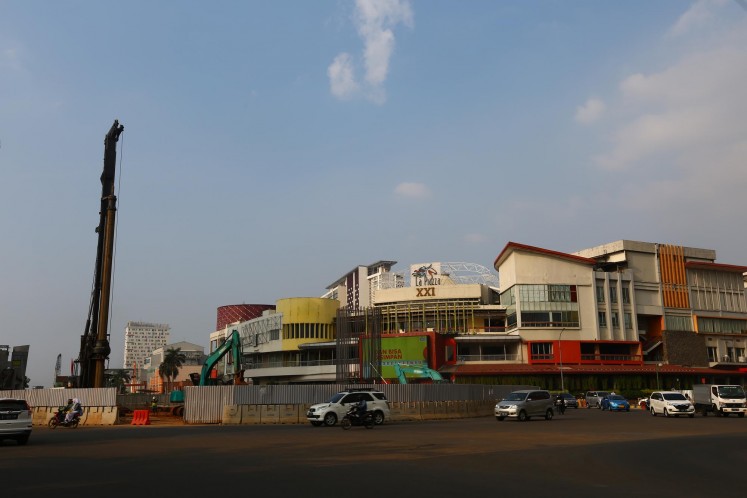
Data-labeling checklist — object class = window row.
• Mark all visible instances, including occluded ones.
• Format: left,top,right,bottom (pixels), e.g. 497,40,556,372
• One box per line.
595,284,630,304
518,284,578,303
598,311,632,329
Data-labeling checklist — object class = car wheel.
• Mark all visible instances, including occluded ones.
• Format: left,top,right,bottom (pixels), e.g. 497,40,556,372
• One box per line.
664,408,670,417
15,434,29,446
48,418,58,429
688,414,695,418
323,412,337,427
310,421,322,427
518,410,528,422
626,407,630,412
496,416,505,421
738,413,745,418
650,407,656,416
372,411,385,425
545,409,553,421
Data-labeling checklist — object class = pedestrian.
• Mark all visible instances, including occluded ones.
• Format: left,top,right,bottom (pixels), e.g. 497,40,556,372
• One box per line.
151,396,158,414
558,395,566,415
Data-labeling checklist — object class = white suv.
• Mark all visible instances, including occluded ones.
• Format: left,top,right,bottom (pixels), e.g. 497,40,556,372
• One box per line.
0,398,32,445
306,389,390,427
649,391,695,418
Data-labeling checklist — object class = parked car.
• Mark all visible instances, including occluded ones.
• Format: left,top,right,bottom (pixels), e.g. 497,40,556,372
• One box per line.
495,390,554,422
585,391,611,409
553,393,578,409
600,394,630,412
648,391,695,418
306,388,390,427
0,398,32,445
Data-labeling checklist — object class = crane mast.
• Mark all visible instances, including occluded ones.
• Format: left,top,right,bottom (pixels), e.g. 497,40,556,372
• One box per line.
77,120,124,388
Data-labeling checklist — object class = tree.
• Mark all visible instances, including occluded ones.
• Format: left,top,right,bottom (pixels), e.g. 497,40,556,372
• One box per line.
105,369,132,394
158,348,186,392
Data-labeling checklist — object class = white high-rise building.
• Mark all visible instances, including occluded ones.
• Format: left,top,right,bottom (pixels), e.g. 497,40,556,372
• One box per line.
123,321,170,371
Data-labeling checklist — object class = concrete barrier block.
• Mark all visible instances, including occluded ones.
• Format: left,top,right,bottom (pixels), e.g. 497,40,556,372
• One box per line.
241,405,261,424
84,407,101,425
420,401,437,420
101,406,118,425
260,404,280,424
448,401,466,419
222,404,242,425
278,404,300,424
390,401,421,421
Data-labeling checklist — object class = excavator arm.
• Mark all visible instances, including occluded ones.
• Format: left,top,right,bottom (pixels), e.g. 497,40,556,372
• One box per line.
198,330,243,386
394,363,447,384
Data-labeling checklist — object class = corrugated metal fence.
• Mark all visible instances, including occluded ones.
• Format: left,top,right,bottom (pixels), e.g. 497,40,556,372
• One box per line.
5,384,535,425
182,384,535,424
2,388,117,408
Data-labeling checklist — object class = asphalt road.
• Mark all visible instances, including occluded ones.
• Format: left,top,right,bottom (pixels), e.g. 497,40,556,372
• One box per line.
2,408,745,497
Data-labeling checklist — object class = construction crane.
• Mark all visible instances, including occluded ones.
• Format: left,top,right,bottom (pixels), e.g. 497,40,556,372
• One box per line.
76,120,124,388
53,354,61,386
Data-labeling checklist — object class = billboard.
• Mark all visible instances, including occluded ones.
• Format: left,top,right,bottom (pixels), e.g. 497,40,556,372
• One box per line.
378,336,429,379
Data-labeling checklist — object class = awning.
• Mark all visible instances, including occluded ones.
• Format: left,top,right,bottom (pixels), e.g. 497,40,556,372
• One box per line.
454,335,521,342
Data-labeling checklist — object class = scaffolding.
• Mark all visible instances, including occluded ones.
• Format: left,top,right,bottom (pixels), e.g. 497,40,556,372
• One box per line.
335,308,382,383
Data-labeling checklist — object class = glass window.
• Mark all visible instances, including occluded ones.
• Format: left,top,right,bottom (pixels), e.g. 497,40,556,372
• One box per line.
622,287,630,304
530,342,553,359
611,312,619,327
624,313,632,329
596,285,605,303
665,315,693,331
610,287,617,304
598,311,607,327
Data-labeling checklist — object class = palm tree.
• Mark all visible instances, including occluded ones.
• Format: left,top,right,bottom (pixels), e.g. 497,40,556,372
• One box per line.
158,347,186,393
105,369,132,394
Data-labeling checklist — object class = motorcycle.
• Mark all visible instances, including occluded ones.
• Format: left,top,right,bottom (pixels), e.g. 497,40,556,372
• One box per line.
341,406,374,430
48,408,81,429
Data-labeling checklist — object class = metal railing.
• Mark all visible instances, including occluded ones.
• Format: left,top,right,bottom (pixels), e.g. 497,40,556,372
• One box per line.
457,354,521,362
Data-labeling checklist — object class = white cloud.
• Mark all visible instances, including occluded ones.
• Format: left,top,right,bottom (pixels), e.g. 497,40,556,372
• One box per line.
328,53,358,100
596,45,747,170
587,9,747,245
394,182,431,199
328,0,413,104
574,98,606,124
668,0,727,37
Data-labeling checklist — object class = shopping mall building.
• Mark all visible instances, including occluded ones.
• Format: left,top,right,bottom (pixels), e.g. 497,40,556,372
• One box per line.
207,240,747,392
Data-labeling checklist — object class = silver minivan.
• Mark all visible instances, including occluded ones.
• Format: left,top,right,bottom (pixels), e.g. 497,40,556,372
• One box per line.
495,390,554,422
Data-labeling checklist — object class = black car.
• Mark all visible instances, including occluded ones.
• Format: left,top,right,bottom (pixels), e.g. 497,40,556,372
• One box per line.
553,393,578,409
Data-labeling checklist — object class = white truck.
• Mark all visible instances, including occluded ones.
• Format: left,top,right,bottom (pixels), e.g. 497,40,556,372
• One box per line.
692,384,747,417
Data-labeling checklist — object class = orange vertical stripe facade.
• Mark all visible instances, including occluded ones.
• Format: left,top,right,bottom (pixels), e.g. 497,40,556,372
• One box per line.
659,244,690,308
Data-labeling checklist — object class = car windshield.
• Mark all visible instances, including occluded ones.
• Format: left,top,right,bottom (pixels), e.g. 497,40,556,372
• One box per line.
609,395,625,401
561,394,574,399
504,392,528,401
0,399,28,411
662,393,687,401
327,393,345,403
718,386,746,399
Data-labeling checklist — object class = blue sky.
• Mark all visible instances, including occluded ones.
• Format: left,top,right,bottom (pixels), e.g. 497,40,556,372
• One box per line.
2,1,746,386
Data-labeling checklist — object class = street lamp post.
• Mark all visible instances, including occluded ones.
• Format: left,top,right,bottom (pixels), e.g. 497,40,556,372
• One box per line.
656,362,662,391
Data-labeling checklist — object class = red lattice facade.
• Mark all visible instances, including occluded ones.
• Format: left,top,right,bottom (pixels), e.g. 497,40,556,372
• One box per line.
216,304,275,331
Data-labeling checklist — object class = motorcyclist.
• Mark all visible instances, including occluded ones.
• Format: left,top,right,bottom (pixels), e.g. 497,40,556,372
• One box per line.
64,398,83,423
351,399,367,419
